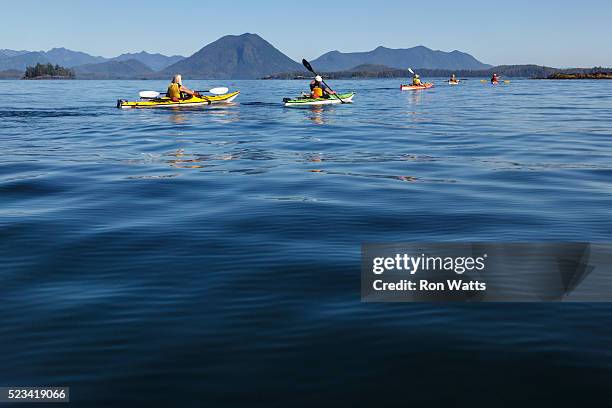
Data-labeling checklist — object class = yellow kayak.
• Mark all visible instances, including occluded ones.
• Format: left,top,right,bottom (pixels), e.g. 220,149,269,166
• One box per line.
117,91,240,109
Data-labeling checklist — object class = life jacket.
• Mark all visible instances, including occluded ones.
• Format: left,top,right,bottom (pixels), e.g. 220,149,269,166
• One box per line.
312,87,323,98
413,78,422,86
167,83,181,100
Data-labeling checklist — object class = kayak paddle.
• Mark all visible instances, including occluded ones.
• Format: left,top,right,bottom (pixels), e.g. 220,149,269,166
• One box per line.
302,59,345,104
139,90,163,98
408,67,426,83
480,79,510,84
197,87,229,95
138,87,229,99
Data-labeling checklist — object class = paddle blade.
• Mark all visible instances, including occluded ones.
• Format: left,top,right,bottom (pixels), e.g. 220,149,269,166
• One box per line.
302,59,315,73
408,68,415,75
207,87,229,95
139,91,160,98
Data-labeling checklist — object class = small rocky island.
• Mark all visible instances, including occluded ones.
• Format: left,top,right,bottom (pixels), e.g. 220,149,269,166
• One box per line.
23,63,75,80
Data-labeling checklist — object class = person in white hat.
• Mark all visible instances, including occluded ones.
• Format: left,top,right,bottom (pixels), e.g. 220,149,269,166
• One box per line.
309,75,336,99
166,74,200,102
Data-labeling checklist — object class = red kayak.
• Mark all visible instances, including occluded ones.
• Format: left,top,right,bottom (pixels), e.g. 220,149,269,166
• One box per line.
400,83,434,91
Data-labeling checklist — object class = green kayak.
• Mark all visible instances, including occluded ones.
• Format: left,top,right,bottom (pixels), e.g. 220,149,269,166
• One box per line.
283,92,355,107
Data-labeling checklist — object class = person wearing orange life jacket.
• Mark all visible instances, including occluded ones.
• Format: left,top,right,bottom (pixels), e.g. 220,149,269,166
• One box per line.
166,74,200,102
309,75,336,99
491,73,500,84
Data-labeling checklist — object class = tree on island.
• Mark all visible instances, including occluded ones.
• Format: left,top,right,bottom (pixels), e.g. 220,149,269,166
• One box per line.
23,63,75,79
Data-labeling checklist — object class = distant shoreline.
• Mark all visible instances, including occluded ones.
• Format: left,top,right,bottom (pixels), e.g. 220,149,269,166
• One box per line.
22,75,74,80
263,65,612,80
3,75,611,81
3,63,612,81
546,72,612,80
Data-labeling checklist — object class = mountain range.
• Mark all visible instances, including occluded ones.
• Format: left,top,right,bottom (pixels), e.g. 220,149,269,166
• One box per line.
0,49,29,58
311,46,491,71
1,34,492,79
0,47,185,72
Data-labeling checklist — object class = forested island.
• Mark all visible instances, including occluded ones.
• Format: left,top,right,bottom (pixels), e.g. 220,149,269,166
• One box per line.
23,63,75,79
264,65,612,80
547,71,612,79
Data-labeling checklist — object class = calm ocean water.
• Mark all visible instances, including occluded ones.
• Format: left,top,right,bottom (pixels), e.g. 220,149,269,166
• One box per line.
1,79,612,406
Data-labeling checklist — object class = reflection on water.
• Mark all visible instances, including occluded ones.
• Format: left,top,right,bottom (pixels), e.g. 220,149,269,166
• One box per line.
403,89,432,123
158,103,241,125
166,149,205,169
158,148,243,171
202,103,241,125
166,110,189,125
308,106,326,125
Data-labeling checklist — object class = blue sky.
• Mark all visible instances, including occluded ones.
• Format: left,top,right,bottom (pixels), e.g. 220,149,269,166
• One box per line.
3,0,612,67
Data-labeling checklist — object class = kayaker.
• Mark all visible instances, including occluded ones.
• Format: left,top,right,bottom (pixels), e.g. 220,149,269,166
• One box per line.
167,74,200,101
450,74,458,83
491,73,500,84
412,74,423,86
309,75,336,98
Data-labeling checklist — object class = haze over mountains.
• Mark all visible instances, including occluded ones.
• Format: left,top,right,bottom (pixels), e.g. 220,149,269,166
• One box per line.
0,47,185,72
1,33,492,79
112,52,185,72
73,60,154,80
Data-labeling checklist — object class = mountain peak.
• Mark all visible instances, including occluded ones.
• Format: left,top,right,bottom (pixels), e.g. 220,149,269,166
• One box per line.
238,32,262,39
162,33,303,79
217,33,264,42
